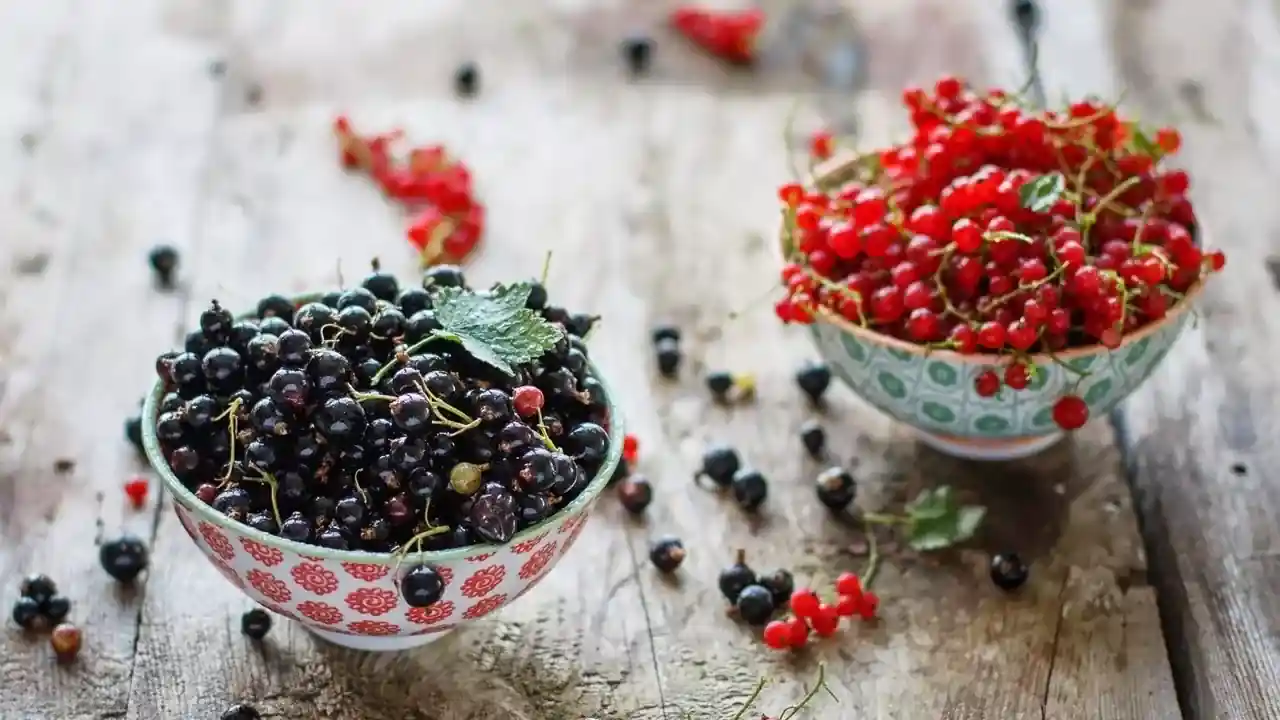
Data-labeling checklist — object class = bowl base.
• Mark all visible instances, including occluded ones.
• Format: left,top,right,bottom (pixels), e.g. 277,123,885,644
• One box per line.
308,626,455,652
913,430,1063,461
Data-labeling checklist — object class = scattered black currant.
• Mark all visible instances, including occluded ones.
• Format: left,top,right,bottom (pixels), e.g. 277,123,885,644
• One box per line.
717,550,756,603
43,595,71,624
795,361,832,403
649,536,686,573
622,34,653,75
11,596,42,630
798,420,826,459
241,608,272,639
148,244,179,287
731,469,768,511
20,574,57,605
654,338,681,378
758,568,794,607
221,705,262,720
100,535,149,582
815,467,856,511
453,62,479,97
696,444,741,487
124,415,145,455
617,475,653,515
735,584,775,626
650,324,680,344
401,565,445,608
990,553,1029,591
705,371,734,401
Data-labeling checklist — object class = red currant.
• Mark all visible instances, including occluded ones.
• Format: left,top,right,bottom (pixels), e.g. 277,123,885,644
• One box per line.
789,588,820,619
513,386,545,417
974,369,1001,397
124,476,149,509
1052,394,1089,430
763,620,792,650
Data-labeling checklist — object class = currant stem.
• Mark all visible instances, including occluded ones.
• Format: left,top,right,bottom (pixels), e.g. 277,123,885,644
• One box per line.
728,679,768,720
214,397,243,484
370,336,439,386
861,527,881,590
539,250,554,287
418,382,474,424
861,511,910,526
778,665,836,720
350,390,397,403
244,467,284,528
535,409,559,452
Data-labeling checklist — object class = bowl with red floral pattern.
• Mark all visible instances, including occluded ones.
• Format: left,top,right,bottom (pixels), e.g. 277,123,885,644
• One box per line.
142,292,624,652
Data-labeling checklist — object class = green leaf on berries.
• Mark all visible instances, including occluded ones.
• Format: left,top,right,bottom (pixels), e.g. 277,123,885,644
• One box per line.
904,486,986,551
1019,172,1066,213
1130,125,1160,156
430,281,564,375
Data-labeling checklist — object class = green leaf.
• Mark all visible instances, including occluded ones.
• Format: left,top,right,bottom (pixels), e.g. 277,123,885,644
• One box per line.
430,281,564,375
1018,172,1066,213
1130,125,1159,156
904,486,986,551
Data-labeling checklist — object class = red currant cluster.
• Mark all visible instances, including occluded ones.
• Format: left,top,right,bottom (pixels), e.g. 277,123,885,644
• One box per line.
333,116,485,267
775,76,1226,429
669,5,763,65
762,572,876,651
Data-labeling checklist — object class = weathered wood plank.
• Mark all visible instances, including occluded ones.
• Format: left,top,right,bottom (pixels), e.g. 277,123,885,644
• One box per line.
1033,0,1280,717
0,0,225,718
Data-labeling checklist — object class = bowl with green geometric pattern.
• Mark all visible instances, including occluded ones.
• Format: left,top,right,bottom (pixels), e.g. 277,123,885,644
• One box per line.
782,156,1205,461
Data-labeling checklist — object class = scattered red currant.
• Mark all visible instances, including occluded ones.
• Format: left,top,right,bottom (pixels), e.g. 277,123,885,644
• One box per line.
622,434,639,464
123,476,149,509
1052,394,1089,430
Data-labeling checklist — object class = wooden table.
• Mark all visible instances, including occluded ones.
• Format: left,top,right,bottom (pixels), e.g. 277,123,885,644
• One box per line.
1,0,1276,718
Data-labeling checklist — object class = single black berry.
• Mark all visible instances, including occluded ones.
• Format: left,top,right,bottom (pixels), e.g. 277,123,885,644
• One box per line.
221,705,262,720
650,324,680,344
20,574,57,604
240,608,272,639
361,263,400,302
280,512,311,543
124,416,144,455
423,264,467,289
453,62,479,97
795,361,832,403
258,315,292,337
654,338,681,378
148,245,180,287
525,281,548,310
337,286,379,314
815,467,856,511
276,329,312,367
731,469,768,511
199,300,235,343
705,371,733,401
256,293,295,322
696,445,740,488
617,476,653,514
717,550,756,603
758,568,794,607
99,535,149,582
799,420,826,458
622,34,653,75
42,595,71,624
649,536,685,573
397,286,433,316
471,486,518,543
401,565,445,608
202,347,243,386
990,553,1029,591
735,584,775,625
1011,0,1039,30
564,422,608,463
11,596,42,630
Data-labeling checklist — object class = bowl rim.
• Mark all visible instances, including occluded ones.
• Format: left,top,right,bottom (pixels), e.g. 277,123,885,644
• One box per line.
143,293,624,567
775,151,1207,366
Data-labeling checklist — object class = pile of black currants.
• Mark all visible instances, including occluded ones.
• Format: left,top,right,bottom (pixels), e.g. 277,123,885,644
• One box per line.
149,264,612,552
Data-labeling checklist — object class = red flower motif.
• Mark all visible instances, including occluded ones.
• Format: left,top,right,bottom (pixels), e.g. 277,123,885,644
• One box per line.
299,554,325,562
241,538,284,567
466,553,494,563
518,541,558,580
510,532,548,555
460,565,506,598
407,601,455,626
296,601,344,626
437,565,454,587
463,594,508,620
291,562,339,596
557,513,587,536
561,517,589,556
199,521,235,560
210,558,245,589
347,620,400,636
247,569,292,604
345,587,398,616
341,562,390,582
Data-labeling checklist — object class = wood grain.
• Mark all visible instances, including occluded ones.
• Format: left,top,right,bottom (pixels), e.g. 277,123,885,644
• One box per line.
0,0,1189,718
1032,0,1280,717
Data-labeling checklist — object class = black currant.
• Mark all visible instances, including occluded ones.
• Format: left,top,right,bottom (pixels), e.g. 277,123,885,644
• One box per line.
11,596,42,630
20,574,57,604
397,286,433,316
335,493,366,529
184,331,214,359
199,300,235,342
42,595,71,624
649,536,685,573
815,467,856,511
148,244,179,287
276,329,312,367
307,348,351,393
249,397,290,437
361,266,400,302
735,585,775,625
622,34,653,75
453,62,479,96
654,338,681,378
213,487,252,517
182,395,218,431
407,467,443,501
267,367,310,410
256,294,295,322
371,306,406,339
155,412,185,443
228,321,261,355
257,315,291,337
717,551,756,603
472,388,512,424
423,370,463,401
246,511,278,535
293,302,337,342
220,704,262,720
169,352,203,386
564,422,608,463
423,264,466,289
390,392,431,434
316,522,349,550
525,281,548,310
401,565,445,608
564,312,598,338
991,553,1029,591
202,347,243,386
245,440,280,470
99,535,148,582
124,416,144,455
758,569,794,607
795,361,832,403
617,475,652,515
696,444,740,487
403,310,442,344
280,512,311,543
799,420,826,458
240,608,272,639
705,371,733,401
548,453,585,496
731,469,768,511
471,487,518,543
